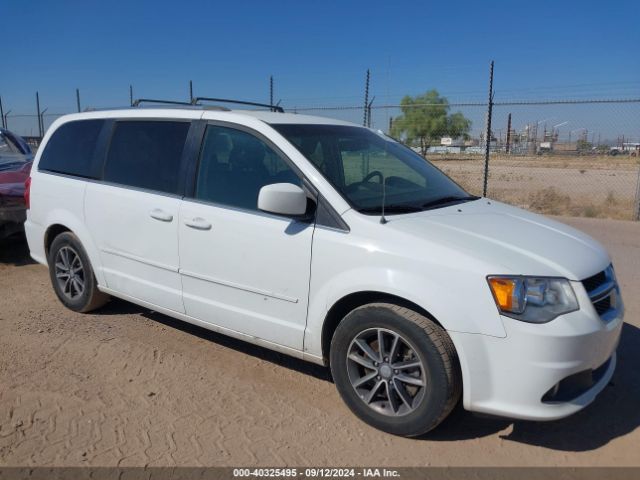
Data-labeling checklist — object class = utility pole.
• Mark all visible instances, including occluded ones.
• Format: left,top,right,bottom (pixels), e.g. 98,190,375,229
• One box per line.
363,69,370,127
367,97,375,128
189,80,193,103
506,113,512,154
388,116,393,134
36,92,42,138
0,96,4,129
270,75,274,110
76,88,81,112
129,85,134,107
482,61,494,197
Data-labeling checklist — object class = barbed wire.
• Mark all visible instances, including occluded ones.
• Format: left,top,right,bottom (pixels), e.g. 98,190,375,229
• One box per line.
289,98,640,111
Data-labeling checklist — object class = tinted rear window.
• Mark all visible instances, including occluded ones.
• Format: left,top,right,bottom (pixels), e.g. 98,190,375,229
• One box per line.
103,121,190,194
38,120,104,178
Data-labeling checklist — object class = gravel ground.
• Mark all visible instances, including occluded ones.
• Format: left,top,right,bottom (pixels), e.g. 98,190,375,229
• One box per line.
0,216,638,467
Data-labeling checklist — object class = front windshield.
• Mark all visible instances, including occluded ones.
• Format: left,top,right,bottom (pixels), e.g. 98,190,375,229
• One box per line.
273,124,474,214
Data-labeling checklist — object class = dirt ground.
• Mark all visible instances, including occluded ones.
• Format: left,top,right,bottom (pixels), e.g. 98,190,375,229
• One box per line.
0,216,638,467
430,155,640,220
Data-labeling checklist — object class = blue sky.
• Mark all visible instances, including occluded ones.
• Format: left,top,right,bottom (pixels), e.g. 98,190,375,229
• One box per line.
2,0,639,138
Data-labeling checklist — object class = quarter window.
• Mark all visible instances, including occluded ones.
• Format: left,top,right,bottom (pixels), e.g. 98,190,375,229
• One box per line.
195,125,301,211
38,120,104,178
103,121,190,194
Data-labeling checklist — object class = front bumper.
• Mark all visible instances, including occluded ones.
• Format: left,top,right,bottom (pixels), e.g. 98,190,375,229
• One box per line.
449,281,623,421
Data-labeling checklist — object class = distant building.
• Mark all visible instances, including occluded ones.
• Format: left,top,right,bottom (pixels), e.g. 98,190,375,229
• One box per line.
440,137,465,147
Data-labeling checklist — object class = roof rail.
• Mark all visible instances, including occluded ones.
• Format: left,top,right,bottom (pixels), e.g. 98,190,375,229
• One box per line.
192,97,284,113
129,97,284,112
132,98,193,107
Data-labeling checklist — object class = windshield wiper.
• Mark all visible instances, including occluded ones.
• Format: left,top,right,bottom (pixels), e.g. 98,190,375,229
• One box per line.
359,204,423,214
421,195,479,210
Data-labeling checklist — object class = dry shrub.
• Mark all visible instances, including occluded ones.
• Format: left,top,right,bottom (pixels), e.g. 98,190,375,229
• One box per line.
516,187,633,220
582,205,599,218
528,187,572,215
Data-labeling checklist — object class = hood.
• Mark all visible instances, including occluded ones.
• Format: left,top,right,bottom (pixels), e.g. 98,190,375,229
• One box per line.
386,199,610,281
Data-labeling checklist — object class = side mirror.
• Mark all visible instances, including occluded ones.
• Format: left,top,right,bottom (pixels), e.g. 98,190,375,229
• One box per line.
258,183,308,217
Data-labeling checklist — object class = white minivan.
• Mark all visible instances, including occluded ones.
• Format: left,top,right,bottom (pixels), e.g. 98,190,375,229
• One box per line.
25,103,623,436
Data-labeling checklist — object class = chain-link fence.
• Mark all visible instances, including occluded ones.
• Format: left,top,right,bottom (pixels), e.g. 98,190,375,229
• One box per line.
3,97,639,221
2,113,67,148
289,99,640,221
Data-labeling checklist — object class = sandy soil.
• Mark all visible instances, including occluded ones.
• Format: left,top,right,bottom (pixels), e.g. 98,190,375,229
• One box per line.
430,156,640,220
0,216,638,467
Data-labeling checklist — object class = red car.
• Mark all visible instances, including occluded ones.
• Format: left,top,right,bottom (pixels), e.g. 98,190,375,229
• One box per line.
0,128,33,239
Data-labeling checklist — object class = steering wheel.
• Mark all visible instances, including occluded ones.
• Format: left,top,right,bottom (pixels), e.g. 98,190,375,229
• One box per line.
362,170,383,184
347,170,384,193
345,170,384,194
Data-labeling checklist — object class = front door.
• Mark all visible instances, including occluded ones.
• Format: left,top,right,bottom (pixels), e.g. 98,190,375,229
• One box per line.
178,124,314,349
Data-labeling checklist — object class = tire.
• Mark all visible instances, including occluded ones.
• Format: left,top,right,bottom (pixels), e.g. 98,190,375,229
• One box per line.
330,303,461,437
48,232,109,313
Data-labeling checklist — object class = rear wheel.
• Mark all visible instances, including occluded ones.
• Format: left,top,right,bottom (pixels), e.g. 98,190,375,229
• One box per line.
330,303,461,437
48,232,109,312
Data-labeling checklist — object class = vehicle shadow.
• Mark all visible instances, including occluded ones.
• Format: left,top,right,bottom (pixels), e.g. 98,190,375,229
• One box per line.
0,232,35,266
99,298,332,383
425,322,640,452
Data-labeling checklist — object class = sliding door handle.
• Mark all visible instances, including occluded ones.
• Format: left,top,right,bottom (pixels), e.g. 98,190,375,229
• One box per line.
149,209,173,222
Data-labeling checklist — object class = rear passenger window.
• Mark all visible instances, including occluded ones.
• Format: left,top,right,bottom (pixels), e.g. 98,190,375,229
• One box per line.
38,120,104,178
195,125,301,211
104,121,190,194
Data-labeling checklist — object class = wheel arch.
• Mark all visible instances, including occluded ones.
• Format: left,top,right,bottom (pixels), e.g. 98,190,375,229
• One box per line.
41,211,106,286
44,223,72,257
320,291,447,366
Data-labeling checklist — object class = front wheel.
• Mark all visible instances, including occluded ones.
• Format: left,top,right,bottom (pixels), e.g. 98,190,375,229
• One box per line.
48,232,109,313
330,303,461,437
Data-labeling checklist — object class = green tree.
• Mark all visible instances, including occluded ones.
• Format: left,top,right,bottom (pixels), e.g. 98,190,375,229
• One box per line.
390,90,472,155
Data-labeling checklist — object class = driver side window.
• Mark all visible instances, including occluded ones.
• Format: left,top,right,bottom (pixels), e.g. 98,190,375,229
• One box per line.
195,125,301,211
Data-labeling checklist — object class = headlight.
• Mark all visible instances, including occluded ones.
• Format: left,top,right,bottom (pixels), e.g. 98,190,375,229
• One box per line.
487,276,579,323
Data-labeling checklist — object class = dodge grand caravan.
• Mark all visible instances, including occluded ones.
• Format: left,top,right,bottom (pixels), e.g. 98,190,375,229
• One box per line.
25,105,623,436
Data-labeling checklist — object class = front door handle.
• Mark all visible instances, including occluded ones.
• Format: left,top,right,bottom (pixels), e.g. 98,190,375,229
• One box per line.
149,209,173,222
184,217,212,230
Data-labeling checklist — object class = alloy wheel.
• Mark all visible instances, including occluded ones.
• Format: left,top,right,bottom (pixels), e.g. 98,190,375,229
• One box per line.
346,327,427,417
54,246,85,300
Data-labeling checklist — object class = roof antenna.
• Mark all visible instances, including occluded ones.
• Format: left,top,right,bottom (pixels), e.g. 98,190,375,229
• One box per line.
380,174,387,224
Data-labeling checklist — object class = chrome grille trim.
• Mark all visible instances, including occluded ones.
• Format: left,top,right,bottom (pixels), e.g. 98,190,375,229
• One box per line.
589,282,616,303
582,265,619,321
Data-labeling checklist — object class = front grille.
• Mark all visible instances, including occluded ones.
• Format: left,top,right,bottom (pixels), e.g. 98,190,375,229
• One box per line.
582,270,607,293
593,295,611,315
581,265,617,320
